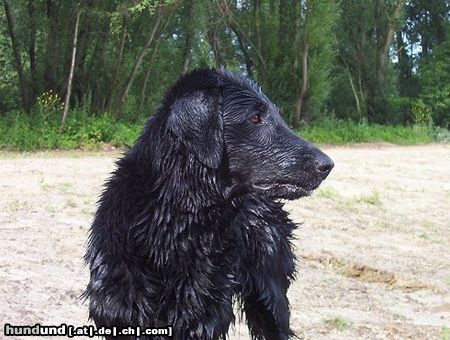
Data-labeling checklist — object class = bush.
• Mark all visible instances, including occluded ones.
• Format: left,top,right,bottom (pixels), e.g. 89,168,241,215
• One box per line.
297,118,437,145
0,113,445,151
0,110,142,151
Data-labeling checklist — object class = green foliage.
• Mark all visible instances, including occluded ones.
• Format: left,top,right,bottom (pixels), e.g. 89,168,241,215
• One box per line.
297,118,437,145
0,12,18,112
316,186,340,199
0,113,443,151
434,127,450,144
324,316,349,330
0,0,449,133
130,0,163,14
387,96,414,125
417,31,450,128
411,99,434,126
357,190,381,205
304,0,339,119
442,325,450,340
333,0,376,121
36,90,64,120
0,111,141,150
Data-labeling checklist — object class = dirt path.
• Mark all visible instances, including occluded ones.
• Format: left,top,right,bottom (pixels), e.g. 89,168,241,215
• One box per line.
0,145,449,340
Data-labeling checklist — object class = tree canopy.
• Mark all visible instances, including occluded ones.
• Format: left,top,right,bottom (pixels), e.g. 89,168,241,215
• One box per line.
1,0,449,128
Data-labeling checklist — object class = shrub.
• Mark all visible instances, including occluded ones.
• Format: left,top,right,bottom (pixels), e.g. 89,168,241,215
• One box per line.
0,113,445,151
297,118,436,145
0,110,142,150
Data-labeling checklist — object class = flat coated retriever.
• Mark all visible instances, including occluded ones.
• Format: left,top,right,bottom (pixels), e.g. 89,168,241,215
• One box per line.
84,68,333,340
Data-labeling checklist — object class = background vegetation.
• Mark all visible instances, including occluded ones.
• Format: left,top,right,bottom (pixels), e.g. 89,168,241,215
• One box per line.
0,0,449,149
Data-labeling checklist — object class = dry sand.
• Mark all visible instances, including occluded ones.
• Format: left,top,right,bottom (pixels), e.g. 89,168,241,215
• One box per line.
0,144,449,339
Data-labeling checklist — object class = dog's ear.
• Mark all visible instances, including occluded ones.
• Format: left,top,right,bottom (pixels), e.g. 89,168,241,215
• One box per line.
167,89,223,168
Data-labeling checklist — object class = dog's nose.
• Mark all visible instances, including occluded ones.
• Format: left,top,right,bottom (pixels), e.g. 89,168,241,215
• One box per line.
315,152,334,179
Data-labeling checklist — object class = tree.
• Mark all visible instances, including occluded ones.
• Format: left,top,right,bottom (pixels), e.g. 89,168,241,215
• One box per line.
417,27,450,128
293,0,339,128
181,0,194,73
334,0,405,123
114,3,165,117
61,3,81,133
3,0,31,111
0,0,448,128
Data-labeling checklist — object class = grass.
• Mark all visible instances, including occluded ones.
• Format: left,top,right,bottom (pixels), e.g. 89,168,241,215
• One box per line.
419,233,431,241
8,199,21,212
65,199,77,208
442,326,450,340
0,111,445,151
324,316,349,330
298,119,437,145
0,110,142,151
315,187,382,208
444,276,450,288
51,182,74,193
8,199,32,212
44,205,57,213
357,190,381,205
316,186,341,199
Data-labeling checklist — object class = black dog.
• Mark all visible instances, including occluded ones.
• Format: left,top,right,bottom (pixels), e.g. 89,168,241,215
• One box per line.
84,69,333,340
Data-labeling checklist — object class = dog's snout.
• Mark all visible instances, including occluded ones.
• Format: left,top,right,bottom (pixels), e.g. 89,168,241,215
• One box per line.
317,157,334,173
314,152,334,178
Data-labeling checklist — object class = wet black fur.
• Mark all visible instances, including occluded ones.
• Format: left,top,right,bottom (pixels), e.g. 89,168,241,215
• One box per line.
84,69,333,339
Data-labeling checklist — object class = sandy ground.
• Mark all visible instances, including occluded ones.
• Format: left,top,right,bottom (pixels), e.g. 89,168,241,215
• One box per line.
0,144,449,340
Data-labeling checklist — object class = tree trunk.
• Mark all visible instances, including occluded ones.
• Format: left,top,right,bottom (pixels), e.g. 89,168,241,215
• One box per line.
293,38,308,129
218,0,266,73
377,0,404,87
106,20,127,111
60,5,80,133
206,26,225,67
293,0,301,71
230,24,253,78
86,21,110,111
346,66,361,118
27,0,37,101
279,0,288,45
396,29,411,95
139,47,160,111
254,0,262,65
337,37,363,119
3,0,31,112
358,66,366,120
139,8,174,110
114,6,163,117
71,20,90,105
278,0,291,64
45,0,59,91
181,0,194,73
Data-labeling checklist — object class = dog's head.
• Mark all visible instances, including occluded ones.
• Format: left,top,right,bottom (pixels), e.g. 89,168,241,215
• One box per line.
164,68,333,200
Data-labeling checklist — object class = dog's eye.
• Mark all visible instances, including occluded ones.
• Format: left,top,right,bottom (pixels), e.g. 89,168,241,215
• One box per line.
249,113,262,125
